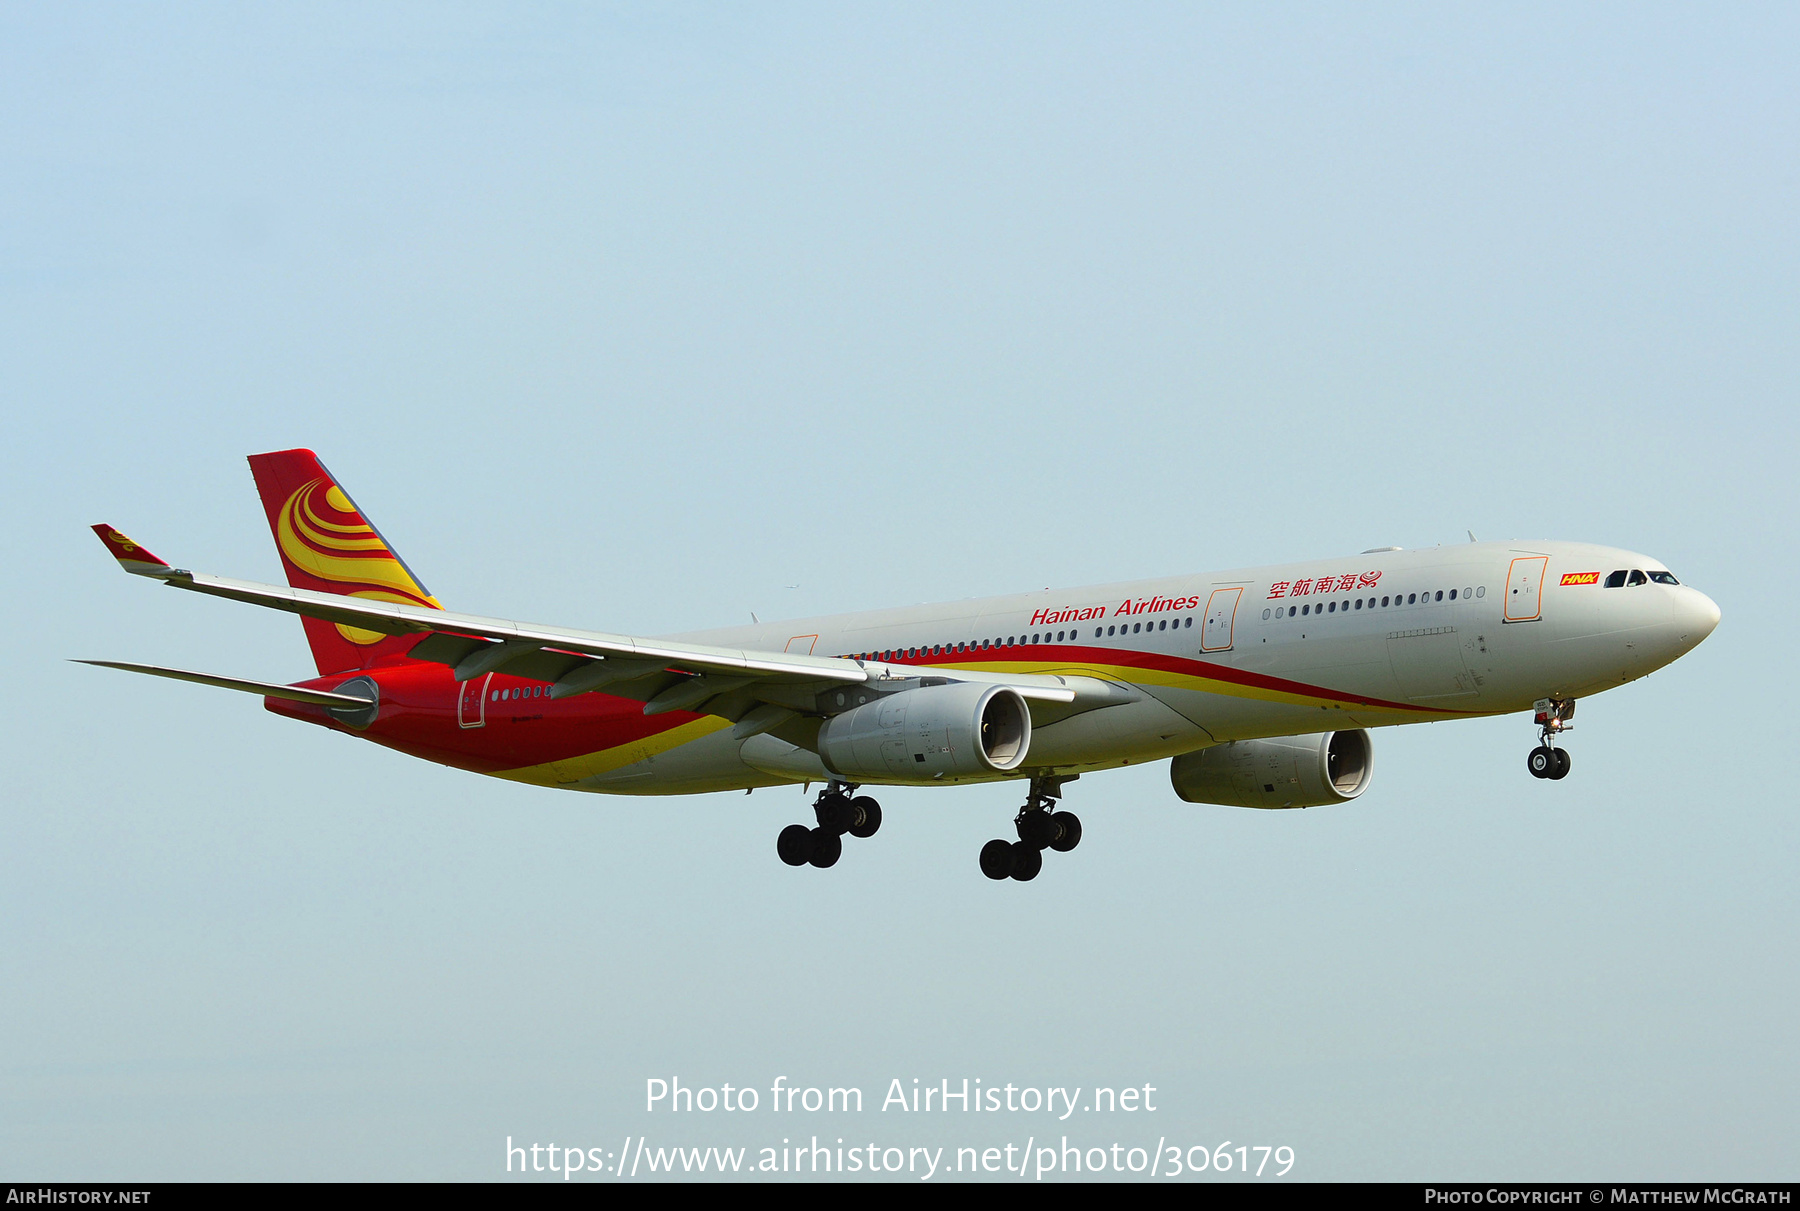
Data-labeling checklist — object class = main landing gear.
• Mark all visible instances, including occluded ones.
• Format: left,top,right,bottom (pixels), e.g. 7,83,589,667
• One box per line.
980,775,1082,883
776,782,882,869
1527,697,1575,781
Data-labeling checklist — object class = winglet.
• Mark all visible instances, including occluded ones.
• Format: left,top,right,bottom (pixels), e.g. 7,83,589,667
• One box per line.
91,524,177,577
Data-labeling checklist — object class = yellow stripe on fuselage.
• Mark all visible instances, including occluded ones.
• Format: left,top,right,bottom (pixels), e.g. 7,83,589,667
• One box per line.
491,716,733,787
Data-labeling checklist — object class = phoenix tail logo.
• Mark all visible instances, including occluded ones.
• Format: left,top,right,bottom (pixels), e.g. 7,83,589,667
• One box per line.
277,478,441,644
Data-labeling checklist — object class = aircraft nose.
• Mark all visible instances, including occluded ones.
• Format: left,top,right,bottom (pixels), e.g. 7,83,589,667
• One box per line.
1679,588,1721,646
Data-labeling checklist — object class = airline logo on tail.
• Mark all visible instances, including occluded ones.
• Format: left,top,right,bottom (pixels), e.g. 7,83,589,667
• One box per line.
91,524,171,575
275,477,440,645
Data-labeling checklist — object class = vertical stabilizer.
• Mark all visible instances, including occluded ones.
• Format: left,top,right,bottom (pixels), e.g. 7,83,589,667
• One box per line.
246,449,441,675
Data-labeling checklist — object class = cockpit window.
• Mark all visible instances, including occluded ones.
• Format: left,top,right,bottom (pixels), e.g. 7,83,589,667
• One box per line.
1604,570,1628,588
1648,571,1680,585
1627,570,1647,586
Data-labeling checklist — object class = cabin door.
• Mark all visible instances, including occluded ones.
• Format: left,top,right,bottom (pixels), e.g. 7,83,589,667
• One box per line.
457,673,490,728
1504,556,1549,623
1202,587,1243,652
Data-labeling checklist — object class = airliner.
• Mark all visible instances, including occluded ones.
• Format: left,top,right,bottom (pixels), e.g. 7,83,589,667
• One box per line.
84,449,1720,881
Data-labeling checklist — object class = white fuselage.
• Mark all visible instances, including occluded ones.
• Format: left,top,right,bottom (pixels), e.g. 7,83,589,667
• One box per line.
577,540,1718,794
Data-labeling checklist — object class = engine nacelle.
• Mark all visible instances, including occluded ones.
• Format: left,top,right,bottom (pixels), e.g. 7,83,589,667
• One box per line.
1170,730,1373,809
818,682,1031,783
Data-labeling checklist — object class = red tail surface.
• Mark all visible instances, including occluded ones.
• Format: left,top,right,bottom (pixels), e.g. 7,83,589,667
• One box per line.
247,449,441,675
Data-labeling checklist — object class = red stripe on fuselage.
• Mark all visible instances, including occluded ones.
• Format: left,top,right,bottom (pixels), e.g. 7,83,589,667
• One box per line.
265,638,1467,771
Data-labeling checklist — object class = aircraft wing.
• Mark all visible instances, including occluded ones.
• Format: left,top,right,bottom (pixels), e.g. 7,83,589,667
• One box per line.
89,525,1092,721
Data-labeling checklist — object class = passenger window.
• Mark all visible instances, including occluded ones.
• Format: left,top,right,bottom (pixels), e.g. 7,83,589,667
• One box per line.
1604,570,1627,588
1449,589,1457,600
1435,591,1443,601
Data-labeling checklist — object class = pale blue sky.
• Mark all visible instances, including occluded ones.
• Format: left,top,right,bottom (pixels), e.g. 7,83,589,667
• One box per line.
3,3,1795,1180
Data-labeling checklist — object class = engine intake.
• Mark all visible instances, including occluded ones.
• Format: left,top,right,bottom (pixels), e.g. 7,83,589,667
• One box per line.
818,682,1030,782
1169,730,1373,809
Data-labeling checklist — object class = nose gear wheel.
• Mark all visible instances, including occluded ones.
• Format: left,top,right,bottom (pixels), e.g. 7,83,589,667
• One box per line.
1527,698,1575,781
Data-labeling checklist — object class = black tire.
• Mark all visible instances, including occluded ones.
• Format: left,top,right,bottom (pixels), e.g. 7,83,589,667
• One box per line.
1010,841,1043,882
1016,811,1057,849
818,793,854,835
1549,748,1572,780
1527,746,1554,779
777,824,814,866
1049,812,1083,853
979,839,1015,880
808,828,842,868
848,796,882,838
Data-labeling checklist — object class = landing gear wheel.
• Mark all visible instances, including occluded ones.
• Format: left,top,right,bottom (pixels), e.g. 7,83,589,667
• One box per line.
1048,812,1083,852
979,839,1016,880
807,828,842,869
777,824,815,866
1016,811,1057,849
1528,746,1555,779
1549,748,1571,780
818,793,855,835
1009,842,1043,882
847,796,882,838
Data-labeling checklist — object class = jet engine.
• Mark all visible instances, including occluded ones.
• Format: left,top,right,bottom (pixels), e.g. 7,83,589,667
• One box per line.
1169,730,1373,809
817,682,1031,782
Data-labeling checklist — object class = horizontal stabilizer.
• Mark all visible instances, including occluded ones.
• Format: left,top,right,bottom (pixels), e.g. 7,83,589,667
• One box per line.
73,660,376,707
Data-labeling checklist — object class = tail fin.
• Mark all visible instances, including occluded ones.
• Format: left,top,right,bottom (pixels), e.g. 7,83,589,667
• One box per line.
247,449,441,675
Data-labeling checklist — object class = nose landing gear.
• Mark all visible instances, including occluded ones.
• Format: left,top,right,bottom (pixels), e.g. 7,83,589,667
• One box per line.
1527,698,1575,780
981,775,1082,882
777,782,882,869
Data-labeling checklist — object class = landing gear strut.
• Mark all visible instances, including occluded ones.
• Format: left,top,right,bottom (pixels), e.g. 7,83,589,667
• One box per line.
777,781,882,869
1527,698,1574,781
981,775,1082,882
